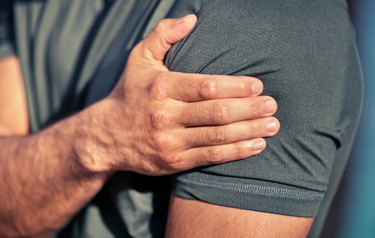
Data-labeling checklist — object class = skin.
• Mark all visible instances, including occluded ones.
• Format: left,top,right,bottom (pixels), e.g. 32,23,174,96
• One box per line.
166,196,313,238
0,56,28,135
0,15,280,237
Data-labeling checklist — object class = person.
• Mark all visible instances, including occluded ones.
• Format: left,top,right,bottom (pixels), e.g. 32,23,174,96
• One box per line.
0,0,362,238
0,2,278,238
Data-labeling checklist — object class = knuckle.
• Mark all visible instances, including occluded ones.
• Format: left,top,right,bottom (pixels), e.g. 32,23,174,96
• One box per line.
252,119,263,131
206,147,223,163
161,153,182,170
211,103,229,123
249,97,262,114
160,152,174,164
237,81,247,91
155,20,168,33
149,76,168,100
150,109,171,129
199,79,218,99
154,133,175,152
212,127,228,144
236,143,249,159
236,76,252,91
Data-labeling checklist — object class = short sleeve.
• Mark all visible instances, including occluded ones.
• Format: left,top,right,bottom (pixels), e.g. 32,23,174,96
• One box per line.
166,0,362,217
0,0,15,58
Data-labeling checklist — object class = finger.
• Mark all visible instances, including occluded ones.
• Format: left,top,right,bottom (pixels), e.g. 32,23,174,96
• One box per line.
140,14,197,61
178,96,277,126
183,117,279,148
151,72,264,101
178,139,266,168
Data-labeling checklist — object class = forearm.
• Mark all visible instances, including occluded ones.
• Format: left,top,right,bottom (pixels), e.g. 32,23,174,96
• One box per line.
0,103,110,238
0,57,29,135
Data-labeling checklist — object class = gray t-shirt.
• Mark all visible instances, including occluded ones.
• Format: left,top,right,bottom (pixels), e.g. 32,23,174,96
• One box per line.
1,0,362,237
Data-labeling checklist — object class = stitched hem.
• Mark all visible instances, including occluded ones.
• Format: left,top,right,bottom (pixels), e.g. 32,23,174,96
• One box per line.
173,176,324,217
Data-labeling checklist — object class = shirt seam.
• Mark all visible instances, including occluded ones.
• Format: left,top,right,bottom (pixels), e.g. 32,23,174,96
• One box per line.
176,177,324,201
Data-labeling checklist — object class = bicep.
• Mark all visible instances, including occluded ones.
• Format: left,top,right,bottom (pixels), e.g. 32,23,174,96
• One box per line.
166,195,313,238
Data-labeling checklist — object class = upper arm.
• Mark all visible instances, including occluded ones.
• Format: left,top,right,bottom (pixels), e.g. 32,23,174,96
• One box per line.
165,0,362,235
166,195,313,238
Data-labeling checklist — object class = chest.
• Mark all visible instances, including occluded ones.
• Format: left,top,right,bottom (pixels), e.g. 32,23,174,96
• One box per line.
13,0,161,129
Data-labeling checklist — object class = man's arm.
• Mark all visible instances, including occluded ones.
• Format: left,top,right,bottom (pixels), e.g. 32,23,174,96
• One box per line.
0,55,109,236
166,196,313,238
0,57,28,135
0,15,278,237
0,112,109,237
164,0,356,236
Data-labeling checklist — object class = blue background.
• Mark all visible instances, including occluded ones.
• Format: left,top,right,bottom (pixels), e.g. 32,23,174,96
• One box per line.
322,1,375,237
340,1,375,237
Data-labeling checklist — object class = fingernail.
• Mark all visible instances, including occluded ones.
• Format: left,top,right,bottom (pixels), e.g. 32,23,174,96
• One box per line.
266,119,277,132
251,82,263,94
265,99,275,114
251,139,266,151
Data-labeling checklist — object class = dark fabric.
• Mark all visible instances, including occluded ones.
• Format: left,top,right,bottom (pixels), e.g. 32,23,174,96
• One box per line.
0,0,14,57
2,0,362,237
167,2,362,237
167,0,362,220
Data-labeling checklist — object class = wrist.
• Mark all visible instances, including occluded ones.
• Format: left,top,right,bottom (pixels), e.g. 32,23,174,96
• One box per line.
72,98,121,174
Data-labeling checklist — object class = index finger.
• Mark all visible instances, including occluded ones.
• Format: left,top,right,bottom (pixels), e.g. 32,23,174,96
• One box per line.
153,72,264,102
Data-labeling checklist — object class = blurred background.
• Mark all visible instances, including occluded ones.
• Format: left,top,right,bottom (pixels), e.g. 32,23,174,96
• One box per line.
322,0,375,237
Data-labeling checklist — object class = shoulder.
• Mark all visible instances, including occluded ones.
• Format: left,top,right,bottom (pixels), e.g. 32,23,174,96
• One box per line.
195,0,353,52
166,0,355,78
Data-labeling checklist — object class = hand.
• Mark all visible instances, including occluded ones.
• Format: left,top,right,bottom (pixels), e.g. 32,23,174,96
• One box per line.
80,15,279,175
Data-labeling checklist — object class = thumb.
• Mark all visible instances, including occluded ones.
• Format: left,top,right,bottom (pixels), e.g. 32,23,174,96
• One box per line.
139,14,197,62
